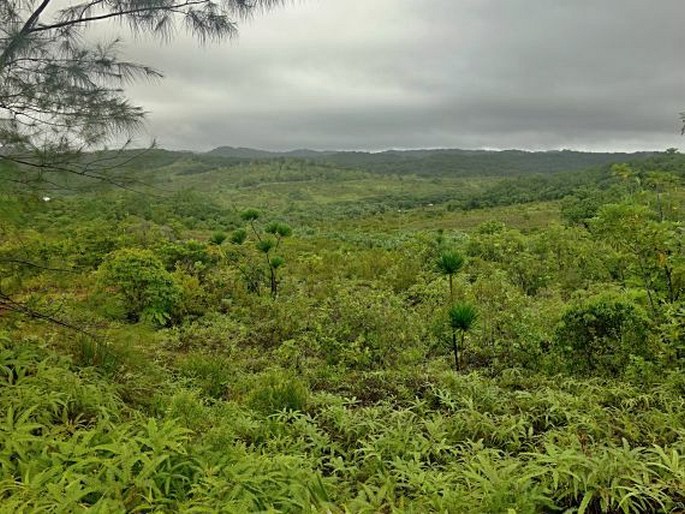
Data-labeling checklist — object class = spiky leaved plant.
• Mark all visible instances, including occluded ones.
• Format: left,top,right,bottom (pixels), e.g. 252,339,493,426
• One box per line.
209,231,227,246
238,210,292,297
437,250,465,301
448,302,478,372
263,222,292,297
230,228,248,245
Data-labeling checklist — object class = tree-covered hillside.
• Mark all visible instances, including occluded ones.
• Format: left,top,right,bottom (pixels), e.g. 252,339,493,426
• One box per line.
207,146,656,177
26,146,657,194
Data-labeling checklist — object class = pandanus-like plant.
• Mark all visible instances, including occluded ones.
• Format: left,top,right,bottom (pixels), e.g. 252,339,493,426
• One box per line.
263,222,292,297
437,250,465,301
448,302,478,372
209,231,227,245
238,210,292,297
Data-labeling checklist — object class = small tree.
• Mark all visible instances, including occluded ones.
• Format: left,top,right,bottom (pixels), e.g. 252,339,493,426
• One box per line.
226,229,261,294
234,209,292,297
0,0,285,185
437,250,465,301
263,221,292,296
98,248,181,325
554,293,650,376
448,302,478,372
591,202,683,313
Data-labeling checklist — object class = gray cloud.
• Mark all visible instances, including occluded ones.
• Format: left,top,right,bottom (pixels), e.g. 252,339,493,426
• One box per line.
114,0,685,151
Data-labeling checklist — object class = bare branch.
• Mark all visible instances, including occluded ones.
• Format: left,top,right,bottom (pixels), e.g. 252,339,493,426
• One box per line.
0,290,100,338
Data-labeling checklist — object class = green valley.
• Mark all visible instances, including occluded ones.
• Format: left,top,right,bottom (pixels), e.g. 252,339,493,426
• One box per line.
0,148,683,513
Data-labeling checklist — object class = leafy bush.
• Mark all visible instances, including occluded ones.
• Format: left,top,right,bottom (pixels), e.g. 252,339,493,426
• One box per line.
98,248,182,325
317,287,426,369
157,239,216,276
247,369,309,414
210,231,227,245
554,293,651,376
177,353,233,399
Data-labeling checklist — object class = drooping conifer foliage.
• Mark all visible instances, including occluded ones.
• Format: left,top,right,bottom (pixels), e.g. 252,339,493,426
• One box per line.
0,0,284,185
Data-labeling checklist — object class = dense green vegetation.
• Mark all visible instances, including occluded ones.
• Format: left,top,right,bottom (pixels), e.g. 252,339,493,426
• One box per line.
206,146,655,177
0,150,684,512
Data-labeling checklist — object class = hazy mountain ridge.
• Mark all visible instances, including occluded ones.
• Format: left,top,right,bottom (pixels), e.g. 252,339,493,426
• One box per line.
32,147,661,193
204,146,657,177
206,146,337,159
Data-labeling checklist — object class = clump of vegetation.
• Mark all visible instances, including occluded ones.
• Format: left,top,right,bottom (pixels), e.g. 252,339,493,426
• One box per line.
233,209,293,297
97,248,182,325
246,369,309,414
448,302,478,371
555,292,651,376
210,231,227,245
436,249,465,301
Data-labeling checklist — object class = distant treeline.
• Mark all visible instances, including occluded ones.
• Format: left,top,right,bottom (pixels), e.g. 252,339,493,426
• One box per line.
207,146,658,177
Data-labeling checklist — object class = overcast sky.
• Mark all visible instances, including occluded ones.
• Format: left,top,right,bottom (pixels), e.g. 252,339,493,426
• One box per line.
119,0,684,152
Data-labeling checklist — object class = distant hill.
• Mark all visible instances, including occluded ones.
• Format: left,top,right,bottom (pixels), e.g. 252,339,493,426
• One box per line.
206,146,336,160
325,149,657,176
8,144,678,202
30,146,660,195
205,146,656,177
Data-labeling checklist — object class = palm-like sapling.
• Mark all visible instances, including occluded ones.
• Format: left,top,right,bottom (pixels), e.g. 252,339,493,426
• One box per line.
263,222,292,297
237,210,292,297
437,250,465,301
230,228,248,245
448,302,478,372
210,231,227,246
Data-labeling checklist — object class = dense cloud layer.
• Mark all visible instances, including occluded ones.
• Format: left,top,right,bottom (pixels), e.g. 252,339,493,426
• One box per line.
118,0,684,152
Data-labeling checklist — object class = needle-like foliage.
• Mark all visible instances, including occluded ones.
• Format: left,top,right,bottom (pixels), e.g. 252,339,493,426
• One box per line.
448,302,478,332
0,0,285,184
448,302,478,371
437,250,465,300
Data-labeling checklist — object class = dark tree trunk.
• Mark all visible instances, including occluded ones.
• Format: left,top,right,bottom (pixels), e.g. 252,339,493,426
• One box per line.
452,328,460,372
663,262,676,303
270,267,277,297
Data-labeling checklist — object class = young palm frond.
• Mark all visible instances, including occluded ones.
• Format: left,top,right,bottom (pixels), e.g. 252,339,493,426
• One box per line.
437,250,464,300
449,303,478,332
448,302,478,372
